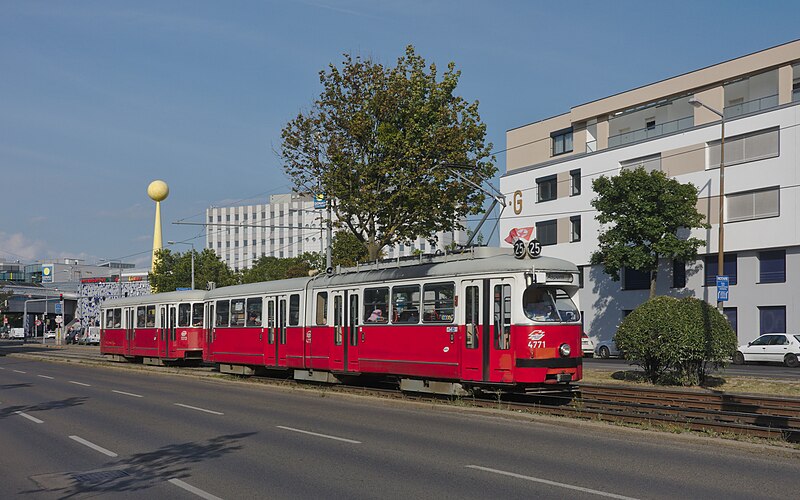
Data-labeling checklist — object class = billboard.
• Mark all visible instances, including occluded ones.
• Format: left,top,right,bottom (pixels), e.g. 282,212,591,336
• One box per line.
42,264,54,283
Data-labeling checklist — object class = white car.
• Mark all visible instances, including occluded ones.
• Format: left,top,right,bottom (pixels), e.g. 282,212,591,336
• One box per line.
734,334,800,367
44,331,56,339
581,333,595,357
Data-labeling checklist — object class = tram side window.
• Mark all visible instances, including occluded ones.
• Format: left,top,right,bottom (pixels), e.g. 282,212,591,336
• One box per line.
246,297,262,327
136,306,146,328
363,287,389,324
191,303,203,327
494,284,511,349
113,308,122,328
392,285,420,324
422,282,455,323
230,299,246,327
178,303,192,327
316,292,328,326
145,305,156,327
289,294,301,326
465,286,479,349
106,308,121,328
216,300,230,327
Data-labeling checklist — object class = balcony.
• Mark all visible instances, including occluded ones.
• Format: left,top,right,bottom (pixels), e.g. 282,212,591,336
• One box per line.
607,115,694,148
724,94,778,119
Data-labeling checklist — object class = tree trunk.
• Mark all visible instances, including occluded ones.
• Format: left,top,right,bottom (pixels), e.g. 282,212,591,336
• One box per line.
649,269,657,299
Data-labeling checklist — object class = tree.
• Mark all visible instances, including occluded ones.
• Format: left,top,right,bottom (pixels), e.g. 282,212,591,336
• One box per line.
331,230,369,268
281,45,495,260
149,249,239,293
590,167,708,298
616,296,736,386
241,253,320,283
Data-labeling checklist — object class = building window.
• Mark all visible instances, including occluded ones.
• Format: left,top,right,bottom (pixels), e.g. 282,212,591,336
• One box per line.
645,117,656,131
535,219,557,246
708,127,779,169
623,267,650,290
536,175,557,202
621,153,661,172
570,169,581,196
723,307,737,335
672,260,686,288
759,306,786,334
759,250,786,283
726,187,779,223
704,254,737,286
551,128,573,156
570,216,581,242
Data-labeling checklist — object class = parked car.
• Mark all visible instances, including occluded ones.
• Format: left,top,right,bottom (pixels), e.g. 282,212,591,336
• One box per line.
83,326,101,345
44,331,56,339
581,333,595,357
595,339,622,359
734,333,800,367
9,327,25,340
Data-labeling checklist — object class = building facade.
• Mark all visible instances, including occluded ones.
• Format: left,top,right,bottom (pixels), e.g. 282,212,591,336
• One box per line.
500,40,800,347
206,193,467,271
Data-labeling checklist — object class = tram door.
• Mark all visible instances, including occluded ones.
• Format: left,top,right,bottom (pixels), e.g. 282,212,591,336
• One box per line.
205,303,215,362
158,306,167,358
329,289,359,372
160,305,177,358
489,279,513,383
124,307,135,356
276,296,288,367
264,297,277,367
460,280,487,382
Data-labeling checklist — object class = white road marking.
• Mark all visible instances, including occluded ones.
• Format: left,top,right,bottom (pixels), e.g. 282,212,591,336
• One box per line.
112,390,143,398
168,478,224,500
466,465,639,500
69,435,118,457
13,369,26,374
174,403,224,415
276,425,361,444
0,366,5,369
69,381,91,387
16,411,43,424
38,375,54,380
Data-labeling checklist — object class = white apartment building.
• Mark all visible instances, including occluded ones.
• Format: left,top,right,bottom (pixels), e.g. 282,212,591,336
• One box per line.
500,40,800,348
206,193,467,271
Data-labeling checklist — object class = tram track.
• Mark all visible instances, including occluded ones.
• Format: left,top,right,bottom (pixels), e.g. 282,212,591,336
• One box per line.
5,344,800,443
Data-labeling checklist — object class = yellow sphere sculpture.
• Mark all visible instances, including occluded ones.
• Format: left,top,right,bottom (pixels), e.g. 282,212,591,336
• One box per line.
148,180,169,270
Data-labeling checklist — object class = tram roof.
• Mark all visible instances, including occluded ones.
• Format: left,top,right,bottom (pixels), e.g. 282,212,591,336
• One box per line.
102,289,207,308
205,276,312,299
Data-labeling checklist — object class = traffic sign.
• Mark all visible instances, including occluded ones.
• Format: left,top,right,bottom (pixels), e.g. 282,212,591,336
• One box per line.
527,239,542,258
716,276,729,302
513,240,526,259
55,315,63,325
55,303,63,314
176,287,191,291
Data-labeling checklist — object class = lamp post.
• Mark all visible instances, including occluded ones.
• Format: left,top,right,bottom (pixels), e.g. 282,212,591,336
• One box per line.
168,240,195,290
689,97,725,311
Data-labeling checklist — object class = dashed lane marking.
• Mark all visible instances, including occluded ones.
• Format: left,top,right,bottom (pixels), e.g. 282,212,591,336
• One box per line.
112,390,143,398
16,411,44,424
69,381,91,387
174,403,224,415
466,465,639,500
38,375,54,379
69,436,118,457
168,478,224,500
277,425,361,444
13,369,26,374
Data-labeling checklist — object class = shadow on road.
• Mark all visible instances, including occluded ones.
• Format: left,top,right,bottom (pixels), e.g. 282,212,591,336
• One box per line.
25,432,257,498
0,396,88,420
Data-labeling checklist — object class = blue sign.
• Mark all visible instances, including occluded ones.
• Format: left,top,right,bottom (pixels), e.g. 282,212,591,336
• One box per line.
716,276,729,302
55,303,62,314
42,264,54,283
313,193,326,210
176,287,191,291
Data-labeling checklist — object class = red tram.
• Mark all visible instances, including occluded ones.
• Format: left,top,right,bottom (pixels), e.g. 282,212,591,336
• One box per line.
101,290,207,365
101,248,582,393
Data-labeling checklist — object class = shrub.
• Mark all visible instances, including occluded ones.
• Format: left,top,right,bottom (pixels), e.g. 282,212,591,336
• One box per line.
616,296,737,386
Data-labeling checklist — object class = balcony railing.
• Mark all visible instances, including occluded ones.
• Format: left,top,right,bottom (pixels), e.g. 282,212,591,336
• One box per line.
724,94,778,119
793,88,800,103
607,115,694,148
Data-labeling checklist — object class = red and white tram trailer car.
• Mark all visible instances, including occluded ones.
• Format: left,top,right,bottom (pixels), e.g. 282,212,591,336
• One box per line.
101,290,207,365
101,248,582,393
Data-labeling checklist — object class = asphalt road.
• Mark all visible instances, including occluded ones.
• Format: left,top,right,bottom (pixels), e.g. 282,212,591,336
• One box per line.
1,354,799,499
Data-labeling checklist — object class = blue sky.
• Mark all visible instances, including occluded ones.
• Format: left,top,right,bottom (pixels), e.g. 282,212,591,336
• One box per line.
2,0,798,267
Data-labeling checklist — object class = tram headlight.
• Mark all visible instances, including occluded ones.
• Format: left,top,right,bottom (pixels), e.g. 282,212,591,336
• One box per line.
559,343,571,357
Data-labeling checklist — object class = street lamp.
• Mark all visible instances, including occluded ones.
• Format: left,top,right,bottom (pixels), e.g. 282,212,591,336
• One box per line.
689,97,725,311
167,240,195,290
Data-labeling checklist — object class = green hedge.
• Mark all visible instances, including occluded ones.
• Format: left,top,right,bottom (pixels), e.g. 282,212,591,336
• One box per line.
616,296,737,385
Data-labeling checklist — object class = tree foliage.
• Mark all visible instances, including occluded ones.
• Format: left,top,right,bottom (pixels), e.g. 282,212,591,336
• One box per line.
331,230,370,268
149,249,239,293
241,253,320,283
590,167,708,298
281,45,495,260
616,296,737,386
